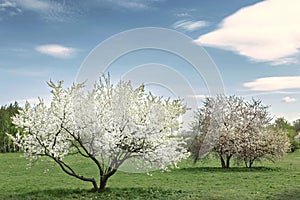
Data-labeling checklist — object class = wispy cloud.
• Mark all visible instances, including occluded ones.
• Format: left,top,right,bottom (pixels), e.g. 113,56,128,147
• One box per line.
99,0,164,10
195,0,300,65
16,97,41,105
188,94,207,99
282,96,297,103
0,67,47,77
0,0,15,8
114,1,148,10
0,1,16,10
244,76,300,91
173,20,207,32
12,95,51,106
0,0,72,21
242,90,300,97
173,8,196,18
9,69,47,77
174,12,190,17
36,44,77,58
16,0,50,11
0,0,21,17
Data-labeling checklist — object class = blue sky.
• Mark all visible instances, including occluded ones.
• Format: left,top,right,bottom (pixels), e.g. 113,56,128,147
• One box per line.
1,0,300,124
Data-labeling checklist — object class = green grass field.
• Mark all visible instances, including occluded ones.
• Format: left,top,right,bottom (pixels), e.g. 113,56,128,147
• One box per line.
0,151,300,200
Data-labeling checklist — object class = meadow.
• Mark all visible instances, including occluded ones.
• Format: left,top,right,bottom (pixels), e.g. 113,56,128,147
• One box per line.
0,151,300,200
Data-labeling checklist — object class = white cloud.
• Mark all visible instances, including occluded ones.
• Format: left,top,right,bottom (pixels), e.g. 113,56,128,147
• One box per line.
189,94,207,99
17,97,41,105
36,44,76,58
16,0,50,11
6,68,47,77
116,1,148,10
0,0,70,21
244,76,300,91
3,96,46,107
282,96,297,103
0,0,21,16
242,90,300,97
173,8,196,18
174,12,190,17
100,0,164,10
195,0,300,65
13,95,51,106
173,20,207,31
0,1,16,9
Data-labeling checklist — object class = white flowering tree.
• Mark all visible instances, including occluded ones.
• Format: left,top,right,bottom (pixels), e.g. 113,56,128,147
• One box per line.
191,96,247,168
191,95,289,168
10,75,189,192
236,126,290,168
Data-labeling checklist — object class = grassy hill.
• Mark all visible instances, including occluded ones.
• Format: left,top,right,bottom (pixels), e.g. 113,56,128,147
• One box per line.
0,151,300,199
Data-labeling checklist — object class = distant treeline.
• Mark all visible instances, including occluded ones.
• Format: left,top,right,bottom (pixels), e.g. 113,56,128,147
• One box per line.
0,102,21,152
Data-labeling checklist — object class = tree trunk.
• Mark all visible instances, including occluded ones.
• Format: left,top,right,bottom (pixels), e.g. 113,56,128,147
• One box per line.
98,169,118,192
225,155,232,168
244,159,248,168
249,160,253,168
99,175,108,192
220,155,226,168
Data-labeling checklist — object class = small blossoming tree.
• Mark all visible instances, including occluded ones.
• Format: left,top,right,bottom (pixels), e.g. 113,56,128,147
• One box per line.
236,126,290,168
10,75,189,192
191,95,290,168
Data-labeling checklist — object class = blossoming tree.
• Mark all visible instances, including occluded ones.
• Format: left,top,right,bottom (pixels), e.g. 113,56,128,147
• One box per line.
191,95,290,168
10,75,189,192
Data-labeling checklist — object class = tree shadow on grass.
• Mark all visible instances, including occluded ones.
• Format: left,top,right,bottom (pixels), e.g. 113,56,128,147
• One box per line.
178,166,282,173
4,187,197,200
3,188,90,200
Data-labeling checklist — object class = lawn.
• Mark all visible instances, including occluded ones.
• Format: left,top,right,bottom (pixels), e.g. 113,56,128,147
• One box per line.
0,151,300,199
